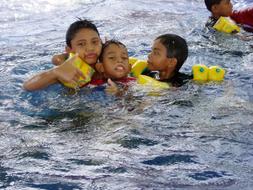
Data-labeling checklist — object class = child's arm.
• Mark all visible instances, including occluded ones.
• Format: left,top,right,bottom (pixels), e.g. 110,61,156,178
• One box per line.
51,53,69,65
23,54,85,91
23,69,58,91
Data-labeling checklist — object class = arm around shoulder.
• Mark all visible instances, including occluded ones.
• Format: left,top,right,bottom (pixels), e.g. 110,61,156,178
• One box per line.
51,53,69,65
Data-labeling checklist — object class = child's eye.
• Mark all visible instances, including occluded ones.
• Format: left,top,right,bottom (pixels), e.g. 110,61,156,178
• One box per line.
108,56,116,60
78,42,86,47
154,51,159,56
92,40,99,45
122,57,128,60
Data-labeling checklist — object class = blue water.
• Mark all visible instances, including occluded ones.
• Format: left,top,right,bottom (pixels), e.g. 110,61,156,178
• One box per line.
1,0,253,189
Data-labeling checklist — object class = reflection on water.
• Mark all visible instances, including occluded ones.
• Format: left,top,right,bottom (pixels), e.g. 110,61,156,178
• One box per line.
1,0,253,189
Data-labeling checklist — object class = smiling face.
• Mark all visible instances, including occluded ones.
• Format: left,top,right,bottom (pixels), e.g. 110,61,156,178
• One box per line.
100,43,131,79
212,0,233,18
67,28,102,66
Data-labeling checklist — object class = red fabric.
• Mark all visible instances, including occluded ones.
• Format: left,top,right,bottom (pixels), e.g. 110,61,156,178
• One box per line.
87,77,136,86
89,78,106,86
114,77,136,84
231,6,253,30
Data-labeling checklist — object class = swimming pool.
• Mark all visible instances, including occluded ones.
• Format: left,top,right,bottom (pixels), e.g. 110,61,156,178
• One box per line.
1,0,253,189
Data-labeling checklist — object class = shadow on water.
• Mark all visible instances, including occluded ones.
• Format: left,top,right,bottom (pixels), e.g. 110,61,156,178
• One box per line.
142,154,198,165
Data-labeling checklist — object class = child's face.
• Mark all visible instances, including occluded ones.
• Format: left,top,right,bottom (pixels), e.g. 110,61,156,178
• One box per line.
68,28,102,65
147,39,170,71
213,0,233,17
101,44,131,79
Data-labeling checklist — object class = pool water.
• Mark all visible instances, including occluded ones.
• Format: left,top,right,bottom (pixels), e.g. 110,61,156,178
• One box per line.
1,0,253,189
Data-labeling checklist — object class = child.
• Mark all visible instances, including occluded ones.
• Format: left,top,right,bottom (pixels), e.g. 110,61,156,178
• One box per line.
95,40,133,82
91,40,135,94
142,34,191,87
204,0,233,30
23,19,103,91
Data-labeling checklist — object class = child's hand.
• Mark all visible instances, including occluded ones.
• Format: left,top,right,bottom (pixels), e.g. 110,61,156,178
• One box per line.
53,54,85,86
105,78,119,95
52,53,68,65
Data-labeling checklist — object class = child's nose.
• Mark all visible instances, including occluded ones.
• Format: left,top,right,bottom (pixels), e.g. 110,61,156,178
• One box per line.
86,44,94,51
117,58,123,63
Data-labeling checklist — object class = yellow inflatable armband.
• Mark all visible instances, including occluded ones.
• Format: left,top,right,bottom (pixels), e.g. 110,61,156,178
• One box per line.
208,66,225,81
62,53,95,89
213,17,240,34
131,60,148,77
137,75,170,89
129,57,138,66
192,64,225,82
192,64,209,81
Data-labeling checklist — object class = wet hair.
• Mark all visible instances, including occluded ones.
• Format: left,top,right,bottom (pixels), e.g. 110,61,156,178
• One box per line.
66,19,100,48
204,0,223,12
99,40,127,62
156,34,188,72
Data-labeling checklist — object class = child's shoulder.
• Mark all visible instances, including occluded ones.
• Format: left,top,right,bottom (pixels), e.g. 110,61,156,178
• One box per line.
166,72,193,87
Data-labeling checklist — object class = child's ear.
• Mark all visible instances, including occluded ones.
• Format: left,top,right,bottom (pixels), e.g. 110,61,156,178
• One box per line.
167,58,177,69
95,63,104,73
159,58,178,80
211,5,218,14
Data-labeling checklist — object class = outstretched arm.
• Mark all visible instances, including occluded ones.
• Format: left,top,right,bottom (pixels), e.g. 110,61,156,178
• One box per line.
23,54,85,91
23,69,58,91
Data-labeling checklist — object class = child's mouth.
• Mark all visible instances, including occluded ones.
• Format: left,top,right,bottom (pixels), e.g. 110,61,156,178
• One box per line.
115,65,125,72
85,53,97,59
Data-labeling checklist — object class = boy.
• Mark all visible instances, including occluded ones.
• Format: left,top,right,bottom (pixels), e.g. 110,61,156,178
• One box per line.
23,19,102,91
51,40,133,85
204,0,233,30
143,34,191,87
89,40,135,94
204,0,253,33
95,40,133,83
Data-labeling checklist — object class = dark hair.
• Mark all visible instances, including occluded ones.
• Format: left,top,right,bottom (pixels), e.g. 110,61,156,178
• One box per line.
156,34,188,72
204,0,223,12
66,19,100,48
99,40,127,62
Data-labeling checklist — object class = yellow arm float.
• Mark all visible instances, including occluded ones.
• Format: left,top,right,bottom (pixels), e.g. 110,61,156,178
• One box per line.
131,60,148,77
213,17,240,34
208,66,225,81
62,53,95,89
192,64,225,82
129,57,139,66
137,75,170,89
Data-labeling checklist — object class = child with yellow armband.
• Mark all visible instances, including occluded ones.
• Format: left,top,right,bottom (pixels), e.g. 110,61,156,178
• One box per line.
23,19,103,91
52,39,134,95
131,34,192,88
204,0,239,34
204,0,253,37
